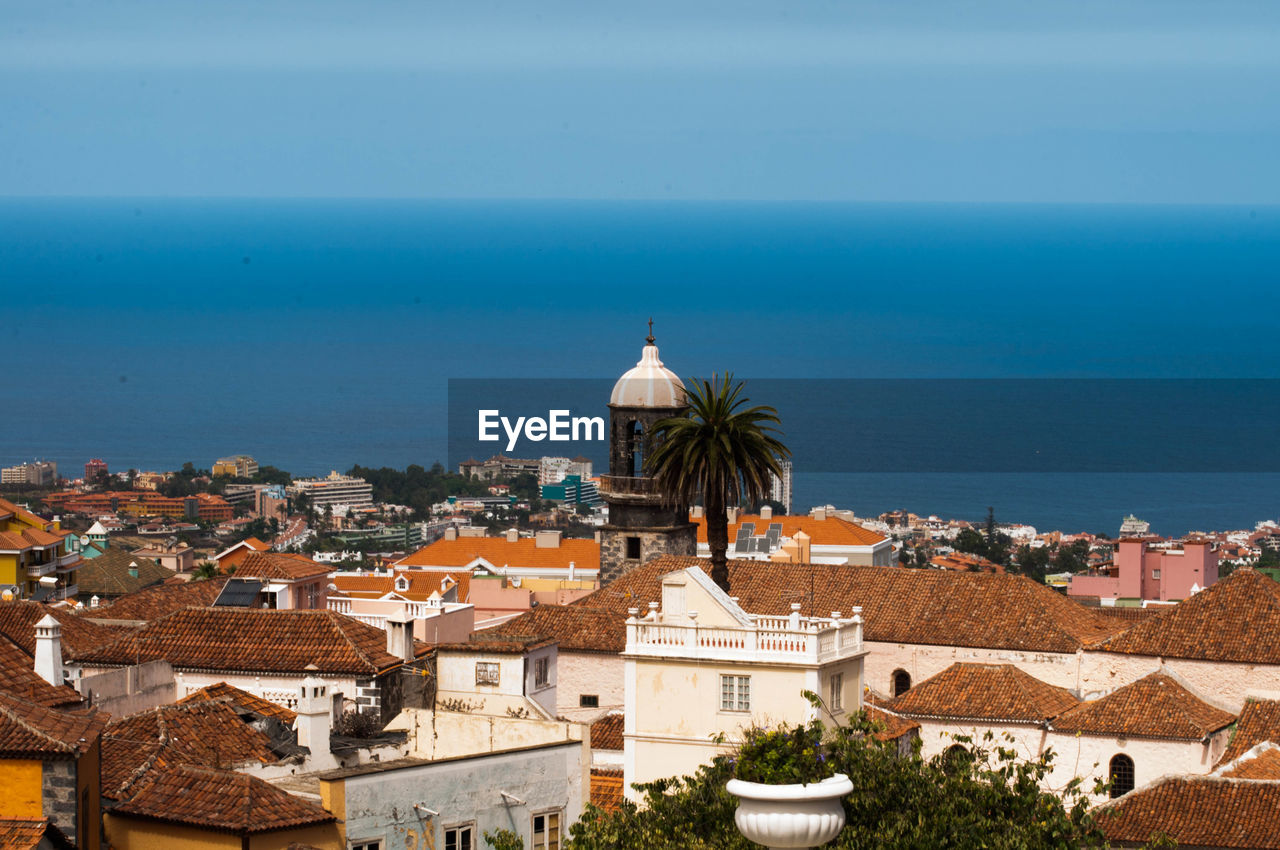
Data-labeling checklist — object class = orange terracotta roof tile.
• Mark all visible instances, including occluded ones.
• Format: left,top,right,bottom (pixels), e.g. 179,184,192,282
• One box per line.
177,681,298,724
1221,698,1280,764
888,663,1079,723
0,635,83,708
235,552,328,581
84,577,229,623
0,532,31,552
102,700,280,799
527,555,1124,655
865,704,921,743
1220,744,1280,780
1050,673,1233,741
0,601,125,660
693,514,887,547
74,549,169,597
0,819,74,850
77,607,427,676
331,570,471,603
0,691,107,758
111,764,336,834
591,713,624,750
1098,775,1280,849
1099,569,1280,663
397,536,599,570
590,768,624,813
0,498,49,530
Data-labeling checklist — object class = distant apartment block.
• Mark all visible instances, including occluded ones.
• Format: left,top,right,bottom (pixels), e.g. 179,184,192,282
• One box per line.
539,455,595,485
1068,537,1219,603
223,483,288,519
1,460,58,487
84,458,108,483
212,454,259,478
459,454,541,481
540,474,601,507
289,471,374,508
768,458,793,514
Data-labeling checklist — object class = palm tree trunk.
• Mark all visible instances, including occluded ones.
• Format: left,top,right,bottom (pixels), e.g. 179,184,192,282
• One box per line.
706,494,730,592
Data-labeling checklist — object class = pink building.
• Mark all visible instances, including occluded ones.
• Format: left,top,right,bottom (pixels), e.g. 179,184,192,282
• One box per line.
1068,538,1218,603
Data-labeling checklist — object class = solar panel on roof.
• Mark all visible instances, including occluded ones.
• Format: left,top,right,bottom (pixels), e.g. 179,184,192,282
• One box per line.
214,578,262,607
765,527,781,549
739,523,756,536
733,528,752,552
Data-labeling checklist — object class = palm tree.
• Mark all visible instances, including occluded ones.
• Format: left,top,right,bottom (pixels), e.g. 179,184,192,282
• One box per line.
646,373,790,593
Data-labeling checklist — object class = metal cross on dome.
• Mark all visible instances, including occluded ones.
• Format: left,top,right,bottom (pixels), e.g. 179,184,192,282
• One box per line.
646,317,655,345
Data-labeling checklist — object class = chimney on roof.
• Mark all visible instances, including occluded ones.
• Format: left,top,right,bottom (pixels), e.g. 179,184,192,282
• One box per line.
296,665,331,755
444,526,458,541
760,505,773,520
386,608,415,662
128,561,139,578
506,528,519,543
811,507,828,521
726,506,741,524
691,505,704,519
535,530,561,549
794,530,811,563
34,614,63,686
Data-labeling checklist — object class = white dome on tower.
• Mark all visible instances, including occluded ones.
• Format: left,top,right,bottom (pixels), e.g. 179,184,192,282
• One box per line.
610,327,686,408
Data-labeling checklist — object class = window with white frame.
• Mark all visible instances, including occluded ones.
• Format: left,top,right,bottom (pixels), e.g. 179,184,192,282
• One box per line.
829,672,843,711
1152,569,1161,579
351,840,382,850
534,655,550,688
532,810,562,850
444,824,474,850
720,674,750,711
476,662,500,685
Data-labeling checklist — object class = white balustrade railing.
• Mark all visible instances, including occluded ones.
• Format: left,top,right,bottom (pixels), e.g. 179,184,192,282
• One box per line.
626,610,863,664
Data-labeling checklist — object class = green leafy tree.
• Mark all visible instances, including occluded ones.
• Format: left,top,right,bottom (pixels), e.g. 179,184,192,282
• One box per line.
482,829,524,850
567,711,1106,850
646,374,790,593
191,562,220,581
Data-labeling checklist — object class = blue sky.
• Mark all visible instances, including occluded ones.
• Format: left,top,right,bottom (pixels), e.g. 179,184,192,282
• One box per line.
3,0,1280,202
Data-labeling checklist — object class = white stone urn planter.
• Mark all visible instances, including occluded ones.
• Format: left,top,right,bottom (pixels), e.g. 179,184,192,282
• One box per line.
726,772,853,849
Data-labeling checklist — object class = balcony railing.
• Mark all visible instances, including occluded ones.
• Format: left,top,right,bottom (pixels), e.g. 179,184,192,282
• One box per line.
625,609,864,665
597,475,659,498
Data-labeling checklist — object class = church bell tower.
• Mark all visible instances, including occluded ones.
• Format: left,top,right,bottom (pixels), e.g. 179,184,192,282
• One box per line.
597,323,698,584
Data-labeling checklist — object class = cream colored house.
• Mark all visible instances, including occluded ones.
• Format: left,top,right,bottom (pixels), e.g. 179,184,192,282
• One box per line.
622,566,866,798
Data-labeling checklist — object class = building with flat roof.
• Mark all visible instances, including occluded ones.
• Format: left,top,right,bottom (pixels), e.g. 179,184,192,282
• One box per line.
1,461,58,487
212,455,259,478
290,472,373,509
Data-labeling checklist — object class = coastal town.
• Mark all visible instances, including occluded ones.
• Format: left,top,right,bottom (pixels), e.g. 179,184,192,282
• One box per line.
1,336,1279,849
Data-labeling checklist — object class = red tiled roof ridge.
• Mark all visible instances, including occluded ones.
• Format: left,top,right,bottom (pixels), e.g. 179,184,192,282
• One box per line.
888,662,1078,723
1219,697,1280,764
1097,772,1280,848
1217,741,1280,779
0,691,106,757
1051,671,1234,741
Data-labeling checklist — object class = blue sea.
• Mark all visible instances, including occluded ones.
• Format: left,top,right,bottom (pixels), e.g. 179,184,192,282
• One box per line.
4,197,1280,536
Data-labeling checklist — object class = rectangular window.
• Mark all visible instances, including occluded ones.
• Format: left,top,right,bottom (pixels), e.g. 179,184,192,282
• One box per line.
476,662,500,685
625,536,641,559
720,674,750,711
829,672,843,712
580,694,599,708
532,810,562,850
534,656,550,688
445,824,474,850
351,841,382,850
1152,569,1161,579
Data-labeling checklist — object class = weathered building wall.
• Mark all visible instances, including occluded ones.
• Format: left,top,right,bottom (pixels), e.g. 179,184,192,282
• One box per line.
80,659,175,717
555,651,624,722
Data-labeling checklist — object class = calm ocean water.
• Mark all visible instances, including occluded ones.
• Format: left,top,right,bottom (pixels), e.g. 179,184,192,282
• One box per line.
4,197,1280,536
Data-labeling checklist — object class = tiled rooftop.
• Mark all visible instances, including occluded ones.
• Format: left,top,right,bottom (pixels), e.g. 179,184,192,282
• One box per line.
396,535,600,570
0,634,83,708
83,577,228,623
74,549,169,597
1099,568,1280,663
496,556,1124,655
76,607,427,675
1219,744,1280,780
1221,698,1280,764
888,663,1079,724
235,552,328,581
101,700,280,800
865,704,921,743
0,691,107,758
176,681,298,723
590,713,624,751
590,768,624,813
111,764,336,834
693,513,888,547
0,819,74,850
1098,775,1280,849
331,570,471,603
0,601,124,660
1050,672,1234,741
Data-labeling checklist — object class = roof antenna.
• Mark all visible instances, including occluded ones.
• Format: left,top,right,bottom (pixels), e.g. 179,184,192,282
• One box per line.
646,317,655,346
